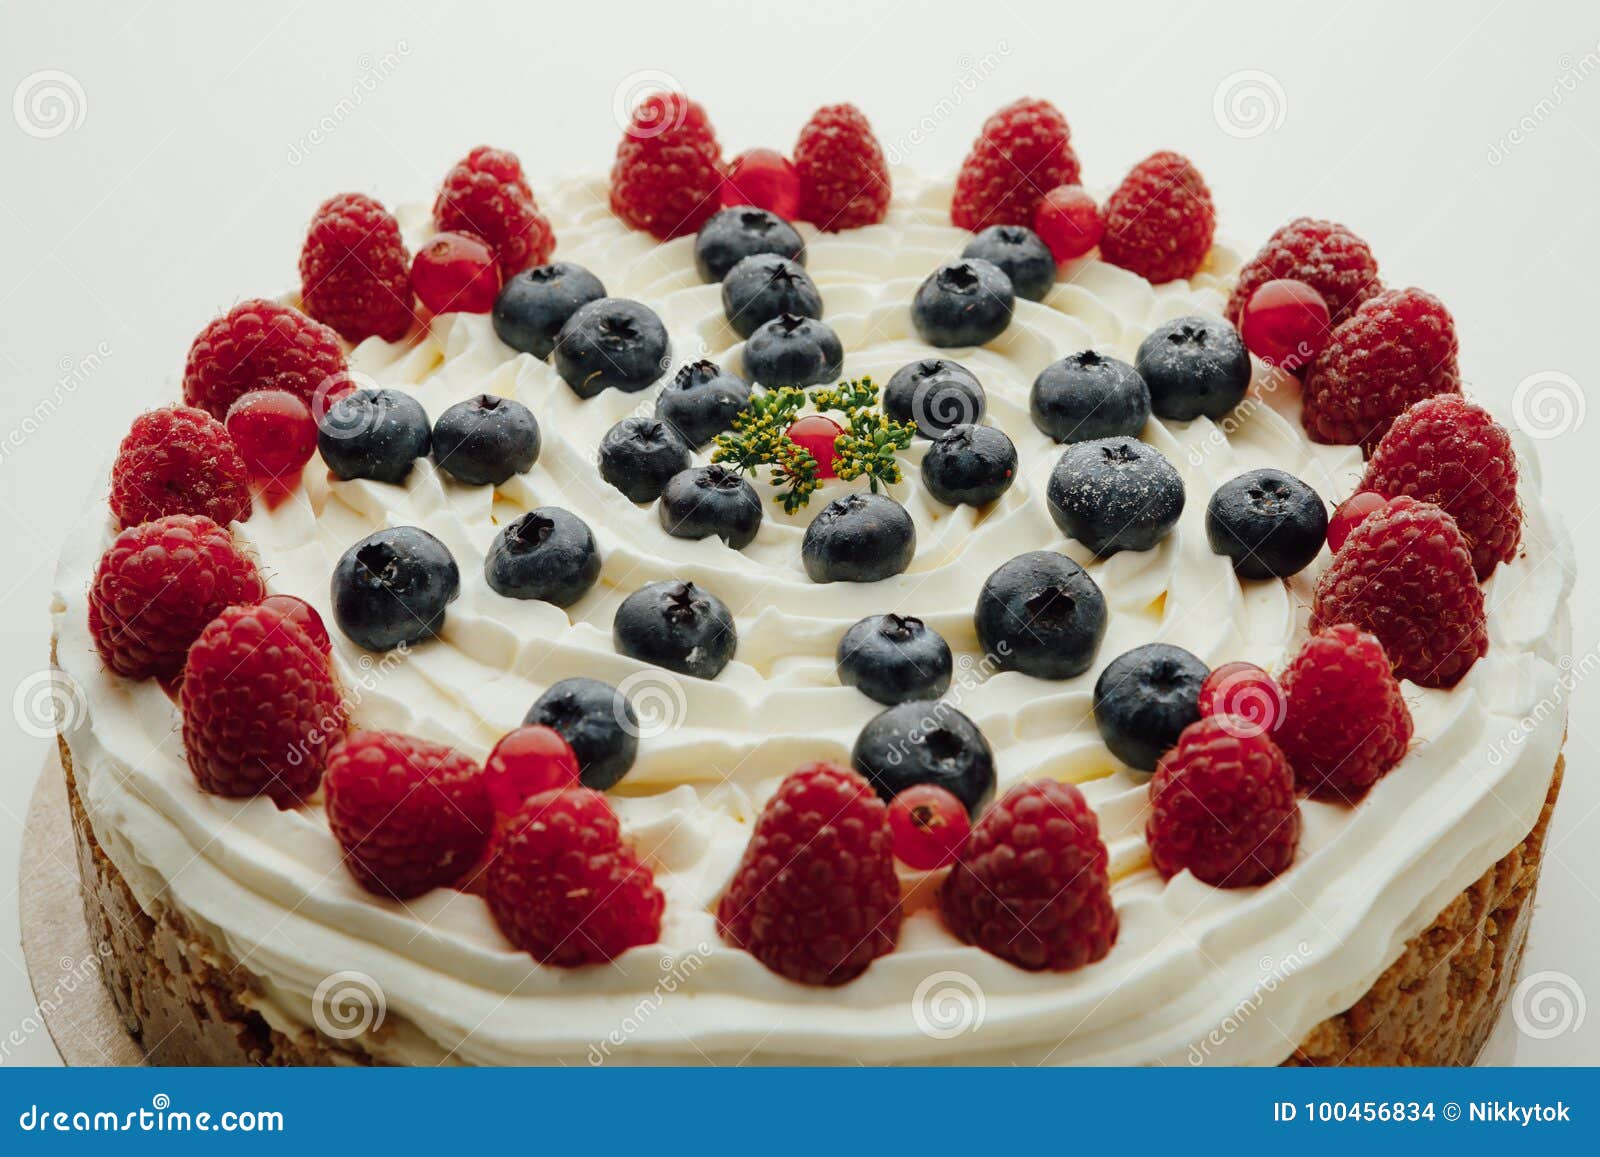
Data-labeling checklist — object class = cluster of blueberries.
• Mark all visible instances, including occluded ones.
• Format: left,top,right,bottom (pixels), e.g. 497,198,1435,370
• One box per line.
322,202,1335,797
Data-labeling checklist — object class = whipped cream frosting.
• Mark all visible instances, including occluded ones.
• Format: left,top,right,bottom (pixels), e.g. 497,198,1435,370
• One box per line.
53,172,1573,1065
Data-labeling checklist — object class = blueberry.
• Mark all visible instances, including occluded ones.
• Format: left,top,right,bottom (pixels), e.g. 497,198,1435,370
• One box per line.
613,580,737,680
525,677,638,791
836,614,953,706
722,255,823,340
1092,643,1208,771
962,225,1055,302
884,358,986,437
655,360,752,449
553,298,670,399
911,259,1014,348
1135,315,1251,421
485,507,601,606
493,262,607,359
597,417,691,503
1046,437,1185,556
742,314,843,388
850,700,996,817
658,465,763,550
1030,350,1151,443
975,550,1107,679
1205,468,1328,579
921,424,1017,507
317,388,431,484
695,207,806,283
802,492,916,583
430,394,540,486
331,526,459,652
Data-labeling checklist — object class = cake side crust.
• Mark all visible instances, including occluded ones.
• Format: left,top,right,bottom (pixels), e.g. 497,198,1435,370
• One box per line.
58,735,1565,1067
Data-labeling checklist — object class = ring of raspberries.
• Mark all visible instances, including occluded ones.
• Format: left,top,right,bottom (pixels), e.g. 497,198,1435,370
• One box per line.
78,91,1529,999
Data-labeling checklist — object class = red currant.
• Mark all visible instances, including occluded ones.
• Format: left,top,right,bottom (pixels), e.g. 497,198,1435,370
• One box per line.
1239,278,1331,373
411,231,501,316
785,414,844,480
1327,490,1390,553
1197,661,1285,739
224,389,317,491
260,594,332,654
484,725,580,816
720,148,801,221
1033,185,1103,262
887,784,971,870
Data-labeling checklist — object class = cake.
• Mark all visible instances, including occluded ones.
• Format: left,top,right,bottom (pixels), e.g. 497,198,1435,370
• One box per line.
49,95,1573,1066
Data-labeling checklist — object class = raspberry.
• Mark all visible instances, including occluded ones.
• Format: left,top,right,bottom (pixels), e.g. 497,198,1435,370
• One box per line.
486,788,664,965
1276,625,1413,802
180,602,342,808
1147,717,1300,887
1363,395,1521,579
324,730,492,898
1301,287,1461,450
721,148,801,220
1033,184,1103,261
609,93,725,240
887,784,970,870
483,725,580,817
951,98,1080,232
939,778,1117,971
88,514,264,680
109,405,252,529
434,145,555,276
411,231,501,315
182,299,347,421
298,193,414,343
1226,218,1381,327
793,103,891,232
259,594,330,653
225,390,317,493
1312,496,1487,688
717,762,902,985
1099,151,1215,284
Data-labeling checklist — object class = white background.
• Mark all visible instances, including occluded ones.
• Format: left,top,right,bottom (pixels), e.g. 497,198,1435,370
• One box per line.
0,0,1595,1065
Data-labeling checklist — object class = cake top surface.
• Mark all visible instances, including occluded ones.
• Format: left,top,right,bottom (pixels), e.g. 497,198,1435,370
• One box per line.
53,104,1574,1065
